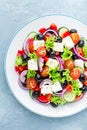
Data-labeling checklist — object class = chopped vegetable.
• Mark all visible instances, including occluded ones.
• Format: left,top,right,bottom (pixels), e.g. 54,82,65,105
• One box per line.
45,37,54,50
51,95,66,105
83,46,87,58
61,47,73,60
27,69,36,78
15,56,23,66
29,52,38,60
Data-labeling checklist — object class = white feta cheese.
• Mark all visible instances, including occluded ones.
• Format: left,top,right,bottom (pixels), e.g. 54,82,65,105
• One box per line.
63,36,74,49
76,79,83,88
28,59,38,70
52,81,62,93
46,58,59,69
41,84,52,95
53,42,64,52
74,59,84,70
33,40,45,50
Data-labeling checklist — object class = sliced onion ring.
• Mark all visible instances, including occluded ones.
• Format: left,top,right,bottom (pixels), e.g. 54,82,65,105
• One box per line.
72,47,87,61
55,56,64,69
40,79,52,88
19,70,27,83
43,29,58,36
18,78,29,90
38,58,44,72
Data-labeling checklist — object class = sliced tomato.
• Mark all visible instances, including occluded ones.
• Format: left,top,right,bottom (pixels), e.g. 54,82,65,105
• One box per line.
39,27,47,34
70,33,80,45
38,94,51,103
17,50,24,56
15,65,28,74
64,59,75,70
27,38,34,53
70,68,81,80
50,23,57,30
75,93,84,101
36,46,46,57
66,84,72,92
62,31,70,38
40,66,49,77
43,56,49,62
77,48,84,57
26,78,38,90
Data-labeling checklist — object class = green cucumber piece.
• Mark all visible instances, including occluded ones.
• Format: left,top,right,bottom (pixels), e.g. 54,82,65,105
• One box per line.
27,32,37,39
64,92,76,102
58,27,69,37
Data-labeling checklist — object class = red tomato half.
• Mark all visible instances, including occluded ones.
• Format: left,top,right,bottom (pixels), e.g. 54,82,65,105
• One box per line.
36,46,46,57
66,84,72,92
38,94,51,103
64,59,75,70
26,78,38,90
70,68,81,80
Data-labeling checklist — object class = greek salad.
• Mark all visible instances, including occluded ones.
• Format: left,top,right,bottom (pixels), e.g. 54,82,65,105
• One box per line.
15,23,87,107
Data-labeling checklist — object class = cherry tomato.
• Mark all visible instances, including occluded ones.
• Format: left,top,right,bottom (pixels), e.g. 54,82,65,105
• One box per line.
26,78,38,90
62,31,70,38
70,68,81,80
77,48,84,57
70,33,80,45
36,46,46,57
39,27,47,34
38,94,51,103
40,66,49,77
64,59,75,70
50,23,57,30
66,84,72,92
27,38,34,53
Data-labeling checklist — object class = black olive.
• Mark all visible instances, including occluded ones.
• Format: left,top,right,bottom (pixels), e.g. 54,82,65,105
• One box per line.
61,80,68,89
32,91,40,98
60,70,66,77
70,29,77,34
37,34,44,40
50,102,58,107
72,54,78,60
47,50,55,58
78,40,84,47
80,86,87,93
22,54,28,61
36,74,43,83
79,74,86,82
55,36,62,43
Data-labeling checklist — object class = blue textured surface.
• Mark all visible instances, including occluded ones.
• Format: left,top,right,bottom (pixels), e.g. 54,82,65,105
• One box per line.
0,0,87,130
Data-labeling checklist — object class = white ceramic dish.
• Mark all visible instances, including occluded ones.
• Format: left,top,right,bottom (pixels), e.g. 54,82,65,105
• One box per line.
5,14,87,117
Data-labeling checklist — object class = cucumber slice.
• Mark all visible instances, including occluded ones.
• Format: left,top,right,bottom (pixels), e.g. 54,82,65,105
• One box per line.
58,27,69,37
27,32,37,39
64,92,76,102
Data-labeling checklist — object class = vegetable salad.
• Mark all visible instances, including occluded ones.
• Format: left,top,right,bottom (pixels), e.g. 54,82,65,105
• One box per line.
15,23,87,107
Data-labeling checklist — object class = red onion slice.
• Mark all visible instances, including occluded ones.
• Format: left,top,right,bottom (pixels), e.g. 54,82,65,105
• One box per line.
23,38,29,55
18,78,29,90
19,70,27,83
43,29,58,36
40,79,52,88
72,47,87,61
55,56,64,70
38,58,44,72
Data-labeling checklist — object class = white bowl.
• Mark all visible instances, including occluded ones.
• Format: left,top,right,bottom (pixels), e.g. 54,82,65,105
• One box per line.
5,14,87,117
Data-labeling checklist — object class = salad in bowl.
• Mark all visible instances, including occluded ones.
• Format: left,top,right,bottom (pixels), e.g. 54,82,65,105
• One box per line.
15,23,87,108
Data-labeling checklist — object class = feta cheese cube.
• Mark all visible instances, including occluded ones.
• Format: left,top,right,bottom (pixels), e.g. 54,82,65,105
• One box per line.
74,59,84,70
52,81,62,93
53,42,64,52
63,36,74,49
28,59,38,70
46,58,59,69
33,40,45,50
76,79,83,88
41,84,52,95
